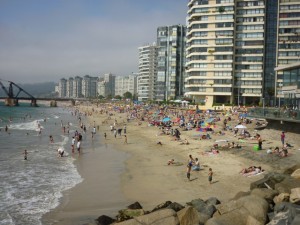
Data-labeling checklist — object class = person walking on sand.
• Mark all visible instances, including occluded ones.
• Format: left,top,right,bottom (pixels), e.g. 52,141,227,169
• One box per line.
104,132,107,139
187,162,192,181
281,131,285,147
208,168,213,184
124,135,128,144
23,149,28,160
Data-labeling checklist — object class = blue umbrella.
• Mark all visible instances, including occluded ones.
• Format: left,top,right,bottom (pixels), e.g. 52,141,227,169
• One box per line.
162,117,171,122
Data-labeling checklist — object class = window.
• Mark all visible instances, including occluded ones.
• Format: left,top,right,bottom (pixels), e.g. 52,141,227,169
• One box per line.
215,63,232,68
216,38,233,45
216,14,234,20
214,71,232,76
214,87,231,92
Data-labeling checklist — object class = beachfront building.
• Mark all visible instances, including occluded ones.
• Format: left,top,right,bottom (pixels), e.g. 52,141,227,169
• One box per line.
275,0,300,105
115,74,137,98
97,73,116,98
185,0,236,107
275,62,300,108
82,75,98,98
185,0,268,107
58,78,67,98
73,76,83,98
156,25,186,101
235,0,266,105
137,44,158,101
66,77,74,97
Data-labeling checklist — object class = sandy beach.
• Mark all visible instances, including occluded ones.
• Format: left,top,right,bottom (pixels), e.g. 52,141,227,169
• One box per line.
43,103,300,225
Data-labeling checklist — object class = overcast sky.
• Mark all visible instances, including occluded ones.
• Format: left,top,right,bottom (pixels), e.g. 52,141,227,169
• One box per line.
0,0,187,84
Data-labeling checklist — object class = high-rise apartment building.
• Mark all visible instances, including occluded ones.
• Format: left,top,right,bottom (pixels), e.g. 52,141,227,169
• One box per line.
97,73,116,98
115,74,137,97
137,44,157,101
156,25,186,101
73,76,83,98
82,75,98,98
276,0,300,102
186,0,236,107
58,78,67,98
66,77,74,97
186,0,300,107
235,0,266,105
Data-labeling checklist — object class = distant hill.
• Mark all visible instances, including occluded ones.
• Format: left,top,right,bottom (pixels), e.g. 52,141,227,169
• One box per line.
0,82,57,98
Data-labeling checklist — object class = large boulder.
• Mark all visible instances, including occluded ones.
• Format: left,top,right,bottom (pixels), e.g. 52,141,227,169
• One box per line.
167,202,185,212
275,177,300,194
116,208,179,225
231,191,250,200
127,202,143,210
267,202,300,225
283,164,300,175
116,209,145,222
251,173,287,190
177,206,200,225
273,193,290,205
291,169,300,179
205,197,221,206
206,209,263,225
251,188,279,204
151,201,172,212
187,198,216,217
96,215,116,225
214,195,269,224
116,209,179,225
290,188,300,204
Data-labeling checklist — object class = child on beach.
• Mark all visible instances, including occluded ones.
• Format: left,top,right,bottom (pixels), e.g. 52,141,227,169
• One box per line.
104,132,107,139
208,168,213,184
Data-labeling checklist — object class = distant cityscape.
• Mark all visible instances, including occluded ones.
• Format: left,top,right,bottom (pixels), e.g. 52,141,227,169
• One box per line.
56,0,300,108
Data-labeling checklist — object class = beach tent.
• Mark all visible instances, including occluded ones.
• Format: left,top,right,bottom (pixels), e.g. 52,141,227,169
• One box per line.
162,117,171,122
235,125,247,129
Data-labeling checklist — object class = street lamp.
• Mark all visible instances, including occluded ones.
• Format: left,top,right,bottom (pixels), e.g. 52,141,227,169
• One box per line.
262,98,265,116
237,81,241,106
278,83,283,108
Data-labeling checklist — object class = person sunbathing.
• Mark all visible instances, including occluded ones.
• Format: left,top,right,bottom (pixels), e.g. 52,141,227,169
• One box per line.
180,138,189,145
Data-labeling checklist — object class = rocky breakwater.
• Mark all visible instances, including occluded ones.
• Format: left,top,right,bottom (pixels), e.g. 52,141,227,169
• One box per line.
96,165,300,225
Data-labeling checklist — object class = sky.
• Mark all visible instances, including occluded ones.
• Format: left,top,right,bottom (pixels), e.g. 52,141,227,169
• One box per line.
0,0,187,84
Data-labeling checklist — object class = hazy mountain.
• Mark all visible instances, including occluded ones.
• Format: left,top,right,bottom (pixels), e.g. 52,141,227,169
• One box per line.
0,82,57,98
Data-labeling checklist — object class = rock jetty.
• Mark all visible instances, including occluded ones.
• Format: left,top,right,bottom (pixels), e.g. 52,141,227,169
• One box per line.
96,165,300,225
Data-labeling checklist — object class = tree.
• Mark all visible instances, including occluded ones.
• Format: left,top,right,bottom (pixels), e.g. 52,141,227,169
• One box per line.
123,91,133,99
114,95,122,100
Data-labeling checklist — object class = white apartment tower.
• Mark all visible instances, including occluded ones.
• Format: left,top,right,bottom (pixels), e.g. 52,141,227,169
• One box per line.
138,44,157,101
186,0,266,107
73,76,83,98
66,77,74,97
58,78,67,98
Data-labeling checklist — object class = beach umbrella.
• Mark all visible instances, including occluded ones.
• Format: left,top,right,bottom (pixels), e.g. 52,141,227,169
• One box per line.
235,125,247,129
206,118,214,123
162,117,171,122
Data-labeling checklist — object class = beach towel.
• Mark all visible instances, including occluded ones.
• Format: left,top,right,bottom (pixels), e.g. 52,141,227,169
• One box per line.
245,171,265,177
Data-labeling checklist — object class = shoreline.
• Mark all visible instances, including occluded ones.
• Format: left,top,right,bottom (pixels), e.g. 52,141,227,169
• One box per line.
43,103,300,225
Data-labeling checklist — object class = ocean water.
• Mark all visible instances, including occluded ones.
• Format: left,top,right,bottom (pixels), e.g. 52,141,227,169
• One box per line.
0,103,83,225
